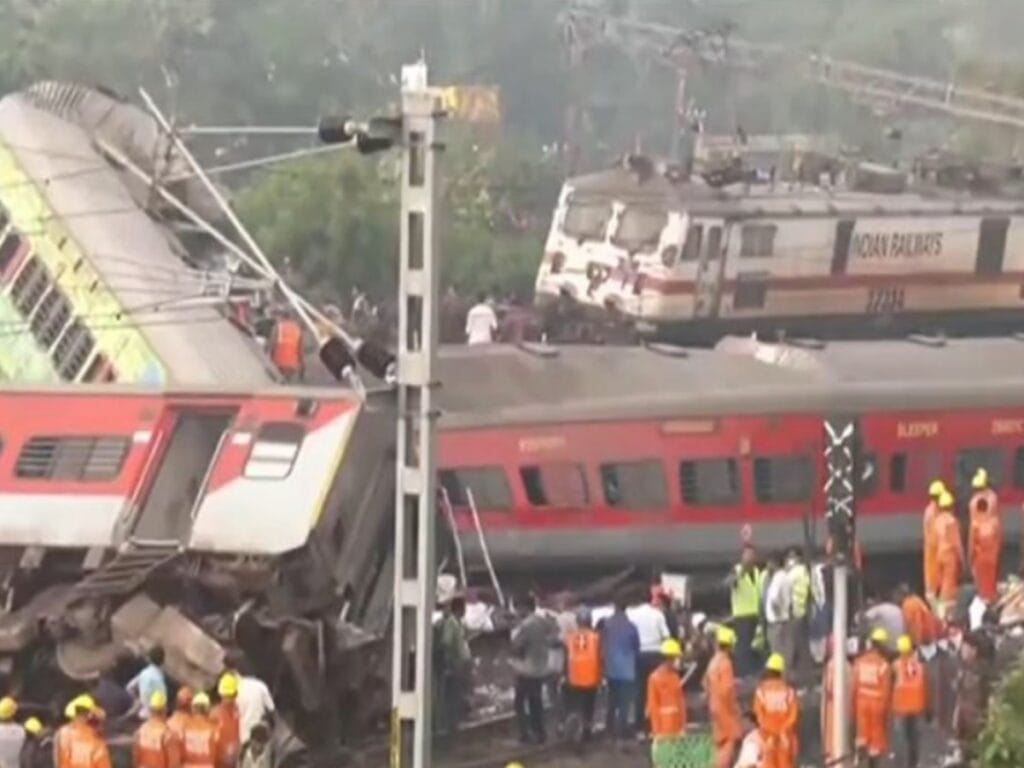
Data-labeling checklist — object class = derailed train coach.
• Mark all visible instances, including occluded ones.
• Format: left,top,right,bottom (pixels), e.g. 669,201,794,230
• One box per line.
0,383,396,742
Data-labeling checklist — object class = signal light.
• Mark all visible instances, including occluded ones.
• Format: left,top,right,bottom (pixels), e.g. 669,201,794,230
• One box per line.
318,115,401,155
318,336,357,382
317,115,355,145
356,341,396,383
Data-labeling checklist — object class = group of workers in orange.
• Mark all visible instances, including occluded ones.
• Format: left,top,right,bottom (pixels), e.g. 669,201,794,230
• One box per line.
923,469,1002,616
50,672,243,768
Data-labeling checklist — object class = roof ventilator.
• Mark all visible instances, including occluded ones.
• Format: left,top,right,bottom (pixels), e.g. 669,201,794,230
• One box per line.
517,340,560,359
784,337,826,350
907,332,947,348
643,342,689,358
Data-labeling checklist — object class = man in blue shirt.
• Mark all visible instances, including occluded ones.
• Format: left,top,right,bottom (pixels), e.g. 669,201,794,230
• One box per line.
601,593,640,742
126,646,168,719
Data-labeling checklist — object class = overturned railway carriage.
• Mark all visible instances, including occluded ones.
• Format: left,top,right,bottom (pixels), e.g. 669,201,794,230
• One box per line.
0,384,395,740
535,161,1024,342
436,338,1024,572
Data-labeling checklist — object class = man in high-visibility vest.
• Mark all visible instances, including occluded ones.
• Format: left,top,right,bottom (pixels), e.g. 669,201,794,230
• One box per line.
269,313,304,383
969,490,1002,604
133,691,181,768
934,492,964,620
704,626,742,768
563,609,601,744
753,654,798,768
892,635,928,768
785,549,811,672
727,545,765,676
924,479,946,605
853,628,892,768
646,639,687,768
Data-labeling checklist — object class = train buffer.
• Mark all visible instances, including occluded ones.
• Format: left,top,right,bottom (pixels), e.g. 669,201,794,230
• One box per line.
72,542,181,600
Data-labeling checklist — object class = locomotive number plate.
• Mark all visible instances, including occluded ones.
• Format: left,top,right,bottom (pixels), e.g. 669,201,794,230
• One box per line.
865,286,905,313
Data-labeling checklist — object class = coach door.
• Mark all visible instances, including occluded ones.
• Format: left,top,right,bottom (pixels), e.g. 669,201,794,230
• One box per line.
693,221,728,318
975,217,1009,276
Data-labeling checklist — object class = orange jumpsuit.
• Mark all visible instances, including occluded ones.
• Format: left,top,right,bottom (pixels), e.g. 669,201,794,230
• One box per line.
181,715,219,768
56,720,112,768
934,509,964,607
892,655,928,718
754,677,799,768
704,650,742,768
133,715,182,768
821,656,852,767
209,702,240,768
969,488,998,525
901,594,937,648
923,501,940,599
852,649,892,758
646,664,686,738
969,507,1002,603
167,711,189,743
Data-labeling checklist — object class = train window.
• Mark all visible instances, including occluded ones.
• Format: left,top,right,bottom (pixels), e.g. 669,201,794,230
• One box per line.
956,447,1005,490
562,200,611,241
679,458,740,505
599,460,667,509
0,203,8,231
15,436,129,481
38,293,72,349
753,455,811,503
1014,447,1024,488
0,231,20,274
244,422,305,479
520,463,588,508
53,321,95,381
889,453,907,493
680,225,703,261
740,224,777,258
612,208,668,253
733,274,767,310
11,257,49,317
439,467,512,511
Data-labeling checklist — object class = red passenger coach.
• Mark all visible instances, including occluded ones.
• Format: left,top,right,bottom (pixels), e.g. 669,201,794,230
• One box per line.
436,338,1024,571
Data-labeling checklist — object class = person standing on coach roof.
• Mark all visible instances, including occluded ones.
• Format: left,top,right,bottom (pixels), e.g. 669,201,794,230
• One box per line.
627,588,670,738
727,545,766,676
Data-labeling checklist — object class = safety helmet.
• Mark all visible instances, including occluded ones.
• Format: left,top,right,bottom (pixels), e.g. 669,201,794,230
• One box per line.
65,694,95,720
938,491,954,509
897,635,913,654
870,627,889,645
0,697,16,721
176,686,194,709
716,626,737,647
217,672,239,698
505,763,525,768
928,479,946,498
972,468,989,490
23,717,42,736
660,638,683,658
765,653,785,673
149,690,167,712
192,692,211,710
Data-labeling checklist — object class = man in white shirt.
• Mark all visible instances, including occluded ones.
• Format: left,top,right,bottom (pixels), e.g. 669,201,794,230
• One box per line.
236,673,276,745
465,293,498,345
763,554,792,663
626,597,670,736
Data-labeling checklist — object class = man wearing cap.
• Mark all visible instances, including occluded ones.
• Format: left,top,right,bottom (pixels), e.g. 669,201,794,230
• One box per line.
704,627,741,768
18,718,44,768
181,693,218,768
753,654,798,768
892,635,928,768
0,696,24,768
646,639,687,768
968,471,1002,604
923,480,946,605
133,691,182,768
211,675,240,768
934,492,964,620
56,696,110,768
853,628,893,768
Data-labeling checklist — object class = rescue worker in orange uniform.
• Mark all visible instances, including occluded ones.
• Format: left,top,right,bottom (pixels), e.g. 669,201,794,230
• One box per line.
210,675,240,768
133,691,182,768
969,468,998,524
56,695,111,768
892,635,929,768
753,654,798,768
968,479,1002,603
853,628,892,768
923,479,946,603
704,626,742,768
646,639,687,768
896,584,938,649
934,491,964,619
167,688,193,742
563,609,601,743
821,635,852,768
181,693,219,768
269,313,304,383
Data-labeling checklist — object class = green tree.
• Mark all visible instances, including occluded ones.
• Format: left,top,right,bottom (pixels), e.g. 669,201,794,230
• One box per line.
979,662,1024,768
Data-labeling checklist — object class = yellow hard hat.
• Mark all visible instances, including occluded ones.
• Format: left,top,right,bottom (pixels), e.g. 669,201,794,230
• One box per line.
506,764,525,768
938,491,954,509
192,692,211,710
660,638,683,658
897,635,913,654
217,672,239,698
765,653,785,673
972,469,989,490
716,626,737,646
65,694,95,719
23,717,42,736
0,697,16,721
870,627,889,644
928,479,946,497
149,690,167,711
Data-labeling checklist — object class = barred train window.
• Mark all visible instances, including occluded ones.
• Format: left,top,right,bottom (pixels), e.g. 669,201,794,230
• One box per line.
599,460,667,509
753,455,811,503
520,462,589,507
740,224,777,258
15,436,130,481
439,467,512,511
0,231,21,273
244,422,305,479
679,458,740,505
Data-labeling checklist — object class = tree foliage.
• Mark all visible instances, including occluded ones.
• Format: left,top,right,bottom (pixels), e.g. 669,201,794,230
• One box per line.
978,662,1024,768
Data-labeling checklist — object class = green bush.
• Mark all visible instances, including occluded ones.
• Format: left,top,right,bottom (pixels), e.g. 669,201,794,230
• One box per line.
978,662,1024,767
